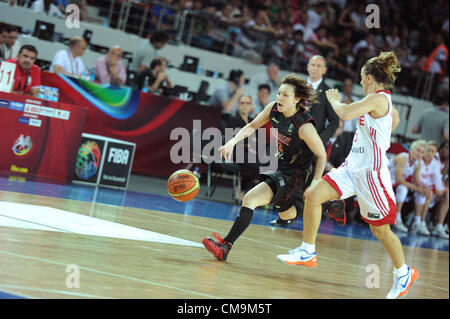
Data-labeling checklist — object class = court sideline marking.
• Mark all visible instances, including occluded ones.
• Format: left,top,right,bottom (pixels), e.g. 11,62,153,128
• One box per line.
0,250,221,299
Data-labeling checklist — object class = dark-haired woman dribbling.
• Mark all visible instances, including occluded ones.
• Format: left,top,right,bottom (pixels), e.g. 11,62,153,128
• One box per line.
202,74,326,263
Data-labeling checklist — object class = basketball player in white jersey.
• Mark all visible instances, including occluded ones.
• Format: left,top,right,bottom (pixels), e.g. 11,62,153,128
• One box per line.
277,52,419,299
413,141,449,238
388,139,428,233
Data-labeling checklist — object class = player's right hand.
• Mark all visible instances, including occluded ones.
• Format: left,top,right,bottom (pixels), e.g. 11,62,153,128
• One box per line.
218,142,234,161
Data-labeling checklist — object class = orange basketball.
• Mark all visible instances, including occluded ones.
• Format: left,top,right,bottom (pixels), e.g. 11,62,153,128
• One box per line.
167,169,200,202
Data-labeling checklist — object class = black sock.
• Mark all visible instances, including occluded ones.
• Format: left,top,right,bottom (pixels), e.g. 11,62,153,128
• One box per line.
224,207,254,246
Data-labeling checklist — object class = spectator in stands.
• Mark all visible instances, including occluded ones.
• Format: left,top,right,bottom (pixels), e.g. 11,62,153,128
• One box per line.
31,0,65,18
324,119,348,173
385,25,401,52
252,84,270,116
149,0,176,32
412,89,449,147
389,139,428,233
209,69,245,131
306,55,339,146
339,78,358,145
353,32,378,60
54,0,68,14
0,26,20,61
50,36,86,78
1,44,41,98
306,2,326,31
249,62,281,102
420,33,448,76
94,45,126,86
310,25,339,57
136,57,172,94
327,41,356,80
0,24,7,61
412,141,449,238
129,31,170,73
287,29,318,71
226,95,261,199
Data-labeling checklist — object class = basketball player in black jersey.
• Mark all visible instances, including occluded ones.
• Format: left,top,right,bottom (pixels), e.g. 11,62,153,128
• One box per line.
202,74,327,261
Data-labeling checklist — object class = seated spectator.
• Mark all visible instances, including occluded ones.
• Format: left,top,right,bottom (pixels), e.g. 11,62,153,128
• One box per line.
54,0,68,13
353,32,377,59
94,45,126,86
149,0,176,31
339,78,358,142
136,57,172,94
209,69,245,131
388,139,428,233
306,2,326,31
252,84,270,116
287,29,319,71
1,45,41,98
226,95,261,199
50,36,86,77
31,0,65,18
412,89,449,147
0,26,20,61
310,25,339,57
420,33,448,76
129,31,169,73
0,24,7,61
412,141,448,238
249,62,281,102
324,119,348,173
385,25,401,51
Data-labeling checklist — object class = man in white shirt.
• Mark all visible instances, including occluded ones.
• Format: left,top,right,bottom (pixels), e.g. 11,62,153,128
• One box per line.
307,55,339,146
50,36,87,77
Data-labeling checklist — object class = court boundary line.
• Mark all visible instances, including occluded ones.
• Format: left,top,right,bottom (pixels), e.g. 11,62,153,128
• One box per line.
0,284,113,299
0,250,222,299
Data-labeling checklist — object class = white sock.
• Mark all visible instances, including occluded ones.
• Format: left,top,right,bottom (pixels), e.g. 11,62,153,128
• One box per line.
413,216,421,225
396,212,402,222
301,242,315,254
394,264,408,277
435,223,443,230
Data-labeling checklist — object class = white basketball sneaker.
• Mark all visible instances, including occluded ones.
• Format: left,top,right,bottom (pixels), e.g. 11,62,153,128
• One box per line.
432,226,449,239
418,221,430,236
386,266,419,299
277,248,317,268
393,220,409,233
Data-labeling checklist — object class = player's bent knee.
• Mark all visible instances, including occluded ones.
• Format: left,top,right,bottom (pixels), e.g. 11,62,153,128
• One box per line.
370,225,391,241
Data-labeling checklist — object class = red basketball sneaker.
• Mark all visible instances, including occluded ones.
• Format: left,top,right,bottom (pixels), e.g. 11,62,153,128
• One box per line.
328,200,346,226
202,232,232,261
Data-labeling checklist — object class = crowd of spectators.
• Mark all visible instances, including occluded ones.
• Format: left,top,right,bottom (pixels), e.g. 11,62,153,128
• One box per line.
123,0,449,98
4,0,448,99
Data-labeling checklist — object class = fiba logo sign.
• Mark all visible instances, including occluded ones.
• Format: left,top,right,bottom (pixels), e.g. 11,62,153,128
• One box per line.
75,141,101,180
12,134,33,157
107,147,129,165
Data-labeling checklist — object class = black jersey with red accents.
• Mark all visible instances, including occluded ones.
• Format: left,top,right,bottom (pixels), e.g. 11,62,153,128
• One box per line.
269,104,316,174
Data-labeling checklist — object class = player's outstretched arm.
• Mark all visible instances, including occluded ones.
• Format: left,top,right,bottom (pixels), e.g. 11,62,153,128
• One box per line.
219,101,274,160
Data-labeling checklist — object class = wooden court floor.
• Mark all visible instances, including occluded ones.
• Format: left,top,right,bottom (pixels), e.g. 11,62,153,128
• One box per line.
0,190,448,299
